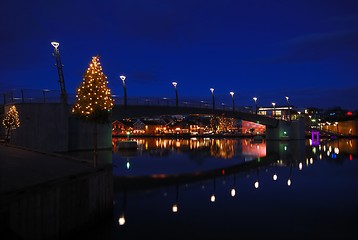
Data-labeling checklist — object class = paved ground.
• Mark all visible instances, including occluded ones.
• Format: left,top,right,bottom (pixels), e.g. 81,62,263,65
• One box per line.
0,143,95,194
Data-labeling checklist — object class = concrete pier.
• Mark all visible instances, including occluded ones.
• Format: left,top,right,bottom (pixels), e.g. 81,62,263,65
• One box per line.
3,103,112,152
266,118,306,140
0,144,113,240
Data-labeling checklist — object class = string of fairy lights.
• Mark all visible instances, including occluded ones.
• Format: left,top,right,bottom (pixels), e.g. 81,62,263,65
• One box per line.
1,56,114,138
71,56,114,118
2,105,20,129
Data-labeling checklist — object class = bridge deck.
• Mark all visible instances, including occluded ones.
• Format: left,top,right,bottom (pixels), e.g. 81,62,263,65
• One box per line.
112,105,279,127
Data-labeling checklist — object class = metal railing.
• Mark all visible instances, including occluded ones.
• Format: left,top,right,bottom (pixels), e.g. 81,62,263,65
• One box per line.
1,89,257,114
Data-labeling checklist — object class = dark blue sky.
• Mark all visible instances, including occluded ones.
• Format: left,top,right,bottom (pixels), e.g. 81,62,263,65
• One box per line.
1,0,358,110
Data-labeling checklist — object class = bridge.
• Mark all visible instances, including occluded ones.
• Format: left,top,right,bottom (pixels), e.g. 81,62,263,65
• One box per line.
112,104,279,127
1,92,305,153
111,97,306,140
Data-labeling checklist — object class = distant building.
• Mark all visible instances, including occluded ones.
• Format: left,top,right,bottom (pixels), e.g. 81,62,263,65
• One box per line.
134,118,167,135
112,119,135,135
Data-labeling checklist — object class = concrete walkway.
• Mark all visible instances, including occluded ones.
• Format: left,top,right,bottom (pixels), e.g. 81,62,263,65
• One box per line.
0,143,94,195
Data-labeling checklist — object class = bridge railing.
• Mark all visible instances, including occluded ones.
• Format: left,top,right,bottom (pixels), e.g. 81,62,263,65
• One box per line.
1,89,256,114
2,89,64,104
111,96,256,113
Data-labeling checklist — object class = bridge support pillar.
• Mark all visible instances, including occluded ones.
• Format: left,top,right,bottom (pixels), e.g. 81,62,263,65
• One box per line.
266,118,305,140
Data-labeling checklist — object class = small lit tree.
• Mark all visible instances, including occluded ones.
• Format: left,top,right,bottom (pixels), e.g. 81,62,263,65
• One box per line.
72,56,114,166
2,105,20,141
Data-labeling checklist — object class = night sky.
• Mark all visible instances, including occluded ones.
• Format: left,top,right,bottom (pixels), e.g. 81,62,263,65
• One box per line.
1,0,358,110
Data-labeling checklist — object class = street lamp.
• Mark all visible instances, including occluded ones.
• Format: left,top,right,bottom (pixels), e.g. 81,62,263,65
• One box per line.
120,75,127,108
272,102,276,118
285,96,291,121
42,89,50,103
230,91,235,113
253,97,258,114
210,88,215,112
51,41,67,104
172,82,178,107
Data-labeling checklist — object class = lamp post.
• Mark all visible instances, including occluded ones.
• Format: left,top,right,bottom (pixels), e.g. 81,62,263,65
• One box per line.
272,102,276,118
230,91,235,113
42,89,50,103
120,75,127,108
172,82,178,108
51,41,67,104
285,96,291,121
210,88,215,112
253,97,258,114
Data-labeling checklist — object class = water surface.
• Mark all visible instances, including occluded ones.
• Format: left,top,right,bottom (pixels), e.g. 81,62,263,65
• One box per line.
88,137,358,239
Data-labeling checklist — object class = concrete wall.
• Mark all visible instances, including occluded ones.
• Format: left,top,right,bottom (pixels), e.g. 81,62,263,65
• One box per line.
1,165,113,240
266,118,305,140
3,103,112,152
68,117,112,151
6,103,69,152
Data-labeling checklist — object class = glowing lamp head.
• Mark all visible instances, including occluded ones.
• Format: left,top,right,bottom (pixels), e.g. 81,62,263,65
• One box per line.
210,88,214,94
273,174,278,181
172,204,178,213
51,41,59,49
285,96,289,101
172,82,177,88
120,75,126,82
230,91,234,97
254,180,259,189
272,102,276,107
253,97,257,102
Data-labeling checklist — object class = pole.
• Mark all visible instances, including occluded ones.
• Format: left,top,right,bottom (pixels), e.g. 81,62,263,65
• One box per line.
230,92,235,113
120,76,127,108
51,42,68,104
210,88,215,112
123,83,127,108
172,82,178,108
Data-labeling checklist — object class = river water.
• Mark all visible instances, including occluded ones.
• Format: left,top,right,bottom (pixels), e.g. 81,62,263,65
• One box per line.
82,137,358,239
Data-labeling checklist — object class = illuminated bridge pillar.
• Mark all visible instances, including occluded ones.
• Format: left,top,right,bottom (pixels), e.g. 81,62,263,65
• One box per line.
266,118,305,140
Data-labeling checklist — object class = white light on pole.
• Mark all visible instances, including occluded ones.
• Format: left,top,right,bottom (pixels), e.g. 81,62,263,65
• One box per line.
230,91,235,112
210,88,215,111
285,96,291,121
272,102,276,118
51,41,59,49
120,75,127,108
172,82,178,107
51,41,67,103
253,97,258,114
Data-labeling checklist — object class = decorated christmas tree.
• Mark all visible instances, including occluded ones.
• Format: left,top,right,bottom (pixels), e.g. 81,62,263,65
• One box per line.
72,56,114,166
2,105,20,141
72,55,114,122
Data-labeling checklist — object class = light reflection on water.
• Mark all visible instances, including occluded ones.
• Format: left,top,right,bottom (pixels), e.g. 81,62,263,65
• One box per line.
112,137,267,176
72,137,358,239
99,137,358,239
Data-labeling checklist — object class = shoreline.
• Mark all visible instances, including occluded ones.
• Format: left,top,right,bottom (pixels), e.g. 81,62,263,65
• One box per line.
112,133,358,139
